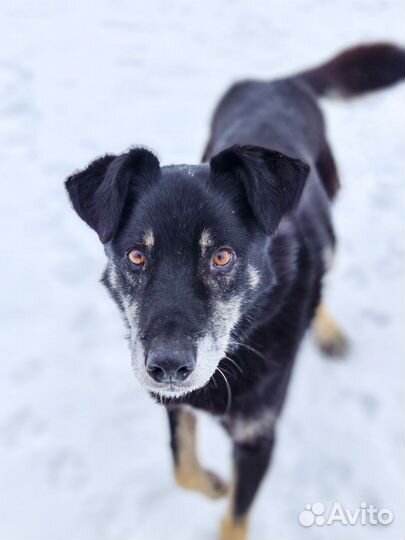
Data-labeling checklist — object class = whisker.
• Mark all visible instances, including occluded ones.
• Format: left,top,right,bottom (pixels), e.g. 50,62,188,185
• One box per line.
232,340,282,370
219,365,234,378
231,340,266,361
216,367,232,414
224,355,244,374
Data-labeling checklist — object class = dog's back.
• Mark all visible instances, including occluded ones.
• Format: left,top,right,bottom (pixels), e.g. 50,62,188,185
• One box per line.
203,77,325,165
203,43,405,200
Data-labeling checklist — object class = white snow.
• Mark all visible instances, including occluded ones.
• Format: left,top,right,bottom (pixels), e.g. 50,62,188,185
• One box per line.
0,1,404,539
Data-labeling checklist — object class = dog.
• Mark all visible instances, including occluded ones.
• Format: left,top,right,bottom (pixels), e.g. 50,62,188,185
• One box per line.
65,43,405,540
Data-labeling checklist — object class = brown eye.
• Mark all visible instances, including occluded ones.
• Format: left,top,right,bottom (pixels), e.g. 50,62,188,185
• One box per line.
212,248,234,268
128,249,145,267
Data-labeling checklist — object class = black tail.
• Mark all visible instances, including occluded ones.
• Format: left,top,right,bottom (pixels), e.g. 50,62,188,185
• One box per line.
297,43,405,98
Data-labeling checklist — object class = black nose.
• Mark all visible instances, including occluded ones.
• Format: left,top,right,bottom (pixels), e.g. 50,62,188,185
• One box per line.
146,340,196,384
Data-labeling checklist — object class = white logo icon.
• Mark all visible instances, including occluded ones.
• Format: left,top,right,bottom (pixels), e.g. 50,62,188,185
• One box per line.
298,502,325,527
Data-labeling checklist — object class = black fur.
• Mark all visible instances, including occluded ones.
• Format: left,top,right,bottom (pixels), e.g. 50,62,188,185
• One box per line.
65,42,404,530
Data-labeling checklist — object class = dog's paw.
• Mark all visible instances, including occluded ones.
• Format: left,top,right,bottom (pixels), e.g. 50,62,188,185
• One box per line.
202,469,229,499
313,304,349,358
314,322,349,357
219,515,248,540
175,467,228,499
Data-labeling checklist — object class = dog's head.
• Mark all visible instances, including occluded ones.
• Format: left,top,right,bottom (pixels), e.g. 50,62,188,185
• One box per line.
66,145,309,397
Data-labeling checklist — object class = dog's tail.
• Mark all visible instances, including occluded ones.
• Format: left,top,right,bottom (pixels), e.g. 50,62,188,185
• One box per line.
296,42,405,98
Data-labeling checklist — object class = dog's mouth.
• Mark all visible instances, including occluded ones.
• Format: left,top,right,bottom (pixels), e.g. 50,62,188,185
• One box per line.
143,378,203,398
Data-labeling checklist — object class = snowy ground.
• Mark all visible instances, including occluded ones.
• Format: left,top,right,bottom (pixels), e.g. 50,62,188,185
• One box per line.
0,1,404,539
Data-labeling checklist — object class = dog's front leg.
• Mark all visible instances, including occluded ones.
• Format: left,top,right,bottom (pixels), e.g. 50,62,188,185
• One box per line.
220,434,275,540
167,406,228,499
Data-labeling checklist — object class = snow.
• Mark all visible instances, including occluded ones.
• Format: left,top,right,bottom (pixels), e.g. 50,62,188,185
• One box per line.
0,1,404,539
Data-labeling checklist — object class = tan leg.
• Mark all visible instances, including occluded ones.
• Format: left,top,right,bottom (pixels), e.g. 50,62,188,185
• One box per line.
220,514,248,540
313,302,349,356
220,482,249,540
171,409,228,499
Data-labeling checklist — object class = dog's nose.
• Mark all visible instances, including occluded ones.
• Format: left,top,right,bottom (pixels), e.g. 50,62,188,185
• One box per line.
146,341,196,384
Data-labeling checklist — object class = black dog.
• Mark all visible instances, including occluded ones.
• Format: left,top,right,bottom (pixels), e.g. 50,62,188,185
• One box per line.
66,43,404,540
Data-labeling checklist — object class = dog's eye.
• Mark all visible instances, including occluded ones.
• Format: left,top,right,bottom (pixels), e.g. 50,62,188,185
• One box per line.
212,248,234,268
127,249,146,267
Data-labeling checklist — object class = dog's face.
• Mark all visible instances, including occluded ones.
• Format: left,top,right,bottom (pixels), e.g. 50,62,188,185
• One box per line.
66,145,308,397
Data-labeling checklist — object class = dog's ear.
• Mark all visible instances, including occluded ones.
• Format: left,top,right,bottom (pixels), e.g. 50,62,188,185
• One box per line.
210,145,309,234
65,148,160,243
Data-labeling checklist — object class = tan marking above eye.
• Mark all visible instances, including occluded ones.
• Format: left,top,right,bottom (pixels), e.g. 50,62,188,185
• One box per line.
200,229,213,252
143,230,154,249
212,248,233,267
128,249,146,266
